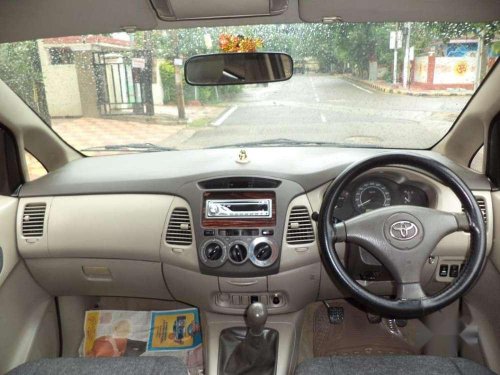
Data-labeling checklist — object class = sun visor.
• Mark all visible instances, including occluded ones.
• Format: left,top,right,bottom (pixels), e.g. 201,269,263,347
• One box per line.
299,0,500,22
150,0,288,20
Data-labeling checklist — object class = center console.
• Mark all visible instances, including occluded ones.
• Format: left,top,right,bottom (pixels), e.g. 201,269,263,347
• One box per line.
160,177,320,374
198,191,281,277
163,176,320,317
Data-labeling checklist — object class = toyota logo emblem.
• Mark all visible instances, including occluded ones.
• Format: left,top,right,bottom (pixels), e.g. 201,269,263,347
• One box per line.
390,220,419,241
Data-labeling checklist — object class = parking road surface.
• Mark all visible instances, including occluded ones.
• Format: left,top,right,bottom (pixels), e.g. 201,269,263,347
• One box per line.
178,74,470,150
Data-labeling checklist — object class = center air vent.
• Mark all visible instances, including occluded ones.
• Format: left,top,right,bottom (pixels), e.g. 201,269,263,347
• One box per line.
22,203,47,237
462,197,487,224
286,206,315,245
166,207,193,245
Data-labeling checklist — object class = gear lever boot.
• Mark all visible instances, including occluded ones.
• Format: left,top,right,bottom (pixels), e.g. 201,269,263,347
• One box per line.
218,303,278,375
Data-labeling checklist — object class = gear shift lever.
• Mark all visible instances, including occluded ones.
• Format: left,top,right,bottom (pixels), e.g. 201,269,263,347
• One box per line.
219,302,277,375
246,302,268,336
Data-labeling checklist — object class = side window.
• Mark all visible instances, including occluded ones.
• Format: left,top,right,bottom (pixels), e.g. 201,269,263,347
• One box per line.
0,127,23,195
470,146,484,173
25,151,48,181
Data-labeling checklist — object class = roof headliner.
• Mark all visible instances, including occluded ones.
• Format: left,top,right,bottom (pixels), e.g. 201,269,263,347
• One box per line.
0,0,499,43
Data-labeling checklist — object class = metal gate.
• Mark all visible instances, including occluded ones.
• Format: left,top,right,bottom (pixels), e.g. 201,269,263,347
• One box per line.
93,52,145,115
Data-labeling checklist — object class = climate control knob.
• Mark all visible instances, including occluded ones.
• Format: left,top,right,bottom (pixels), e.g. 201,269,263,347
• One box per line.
254,242,273,261
249,237,278,268
200,239,227,268
229,242,248,264
205,242,223,260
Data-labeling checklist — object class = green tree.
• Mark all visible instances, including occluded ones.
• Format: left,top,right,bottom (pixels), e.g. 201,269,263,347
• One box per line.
0,40,50,123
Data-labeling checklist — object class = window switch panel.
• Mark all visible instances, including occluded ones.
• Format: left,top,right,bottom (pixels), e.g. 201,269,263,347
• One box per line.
439,264,449,277
449,265,459,278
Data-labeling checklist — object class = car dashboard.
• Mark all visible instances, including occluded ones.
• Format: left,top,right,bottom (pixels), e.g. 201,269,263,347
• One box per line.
15,147,493,315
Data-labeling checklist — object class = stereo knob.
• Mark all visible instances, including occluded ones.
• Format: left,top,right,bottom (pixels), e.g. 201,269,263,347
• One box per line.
254,242,273,261
208,203,219,215
229,242,248,264
204,242,223,260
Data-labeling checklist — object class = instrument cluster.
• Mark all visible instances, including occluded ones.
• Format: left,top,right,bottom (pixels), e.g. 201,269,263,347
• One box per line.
334,176,429,221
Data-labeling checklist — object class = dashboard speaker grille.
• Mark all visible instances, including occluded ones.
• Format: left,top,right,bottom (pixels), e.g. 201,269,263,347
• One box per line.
198,177,281,189
166,207,193,245
22,203,47,237
286,206,315,245
463,197,487,225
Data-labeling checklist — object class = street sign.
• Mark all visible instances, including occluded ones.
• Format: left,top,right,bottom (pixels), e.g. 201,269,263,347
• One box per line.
390,31,396,49
204,34,213,50
174,58,183,66
409,46,415,61
131,58,145,69
390,30,403,49
397,30,403,49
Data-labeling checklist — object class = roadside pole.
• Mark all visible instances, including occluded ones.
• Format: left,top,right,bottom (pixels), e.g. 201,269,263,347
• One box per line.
393,48,398,85
402,23,412,88
174,58,186,120
171,29,186,121
390,25,402,85
143,31,155,116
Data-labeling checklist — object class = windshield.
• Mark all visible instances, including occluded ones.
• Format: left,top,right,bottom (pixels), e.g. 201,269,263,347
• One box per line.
1,22,498,154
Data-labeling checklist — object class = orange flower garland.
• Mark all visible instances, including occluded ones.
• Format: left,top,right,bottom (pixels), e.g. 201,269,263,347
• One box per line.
219,33,263,53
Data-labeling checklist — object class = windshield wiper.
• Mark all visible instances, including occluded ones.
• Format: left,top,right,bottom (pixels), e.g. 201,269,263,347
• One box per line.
208,138,348,149
82,143,176,153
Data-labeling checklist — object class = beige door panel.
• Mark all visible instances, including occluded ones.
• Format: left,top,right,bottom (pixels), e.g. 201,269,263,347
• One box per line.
0,196,59,373
0,196,19,287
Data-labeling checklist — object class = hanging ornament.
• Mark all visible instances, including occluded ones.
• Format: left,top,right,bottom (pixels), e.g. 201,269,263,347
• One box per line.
219,33,264,53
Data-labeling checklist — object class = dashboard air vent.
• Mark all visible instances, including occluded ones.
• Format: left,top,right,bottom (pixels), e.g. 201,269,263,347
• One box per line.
462,197,487,224
166,207,193,245
286,206,315,245
22,203,47,237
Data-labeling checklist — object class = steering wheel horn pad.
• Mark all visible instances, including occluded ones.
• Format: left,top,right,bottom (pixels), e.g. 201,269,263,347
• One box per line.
384,213,424,250
319,153,487,318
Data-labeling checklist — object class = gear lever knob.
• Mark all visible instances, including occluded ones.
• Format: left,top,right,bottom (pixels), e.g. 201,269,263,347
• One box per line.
246,302,268,336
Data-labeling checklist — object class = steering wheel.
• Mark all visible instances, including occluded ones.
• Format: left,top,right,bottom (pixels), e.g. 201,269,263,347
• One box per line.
318,153,487,318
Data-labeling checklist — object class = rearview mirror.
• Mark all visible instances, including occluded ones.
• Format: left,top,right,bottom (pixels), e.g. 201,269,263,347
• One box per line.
185,52,293,86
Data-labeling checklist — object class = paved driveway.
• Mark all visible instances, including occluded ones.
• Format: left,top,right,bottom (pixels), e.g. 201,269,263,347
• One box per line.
180,75,471,149
51,117,185,154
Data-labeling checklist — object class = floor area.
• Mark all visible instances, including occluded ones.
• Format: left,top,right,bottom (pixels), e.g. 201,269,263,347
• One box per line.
300,300,426,363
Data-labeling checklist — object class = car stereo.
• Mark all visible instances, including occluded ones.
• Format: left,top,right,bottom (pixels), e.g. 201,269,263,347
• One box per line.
199,191,278,273
205,199,272,218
